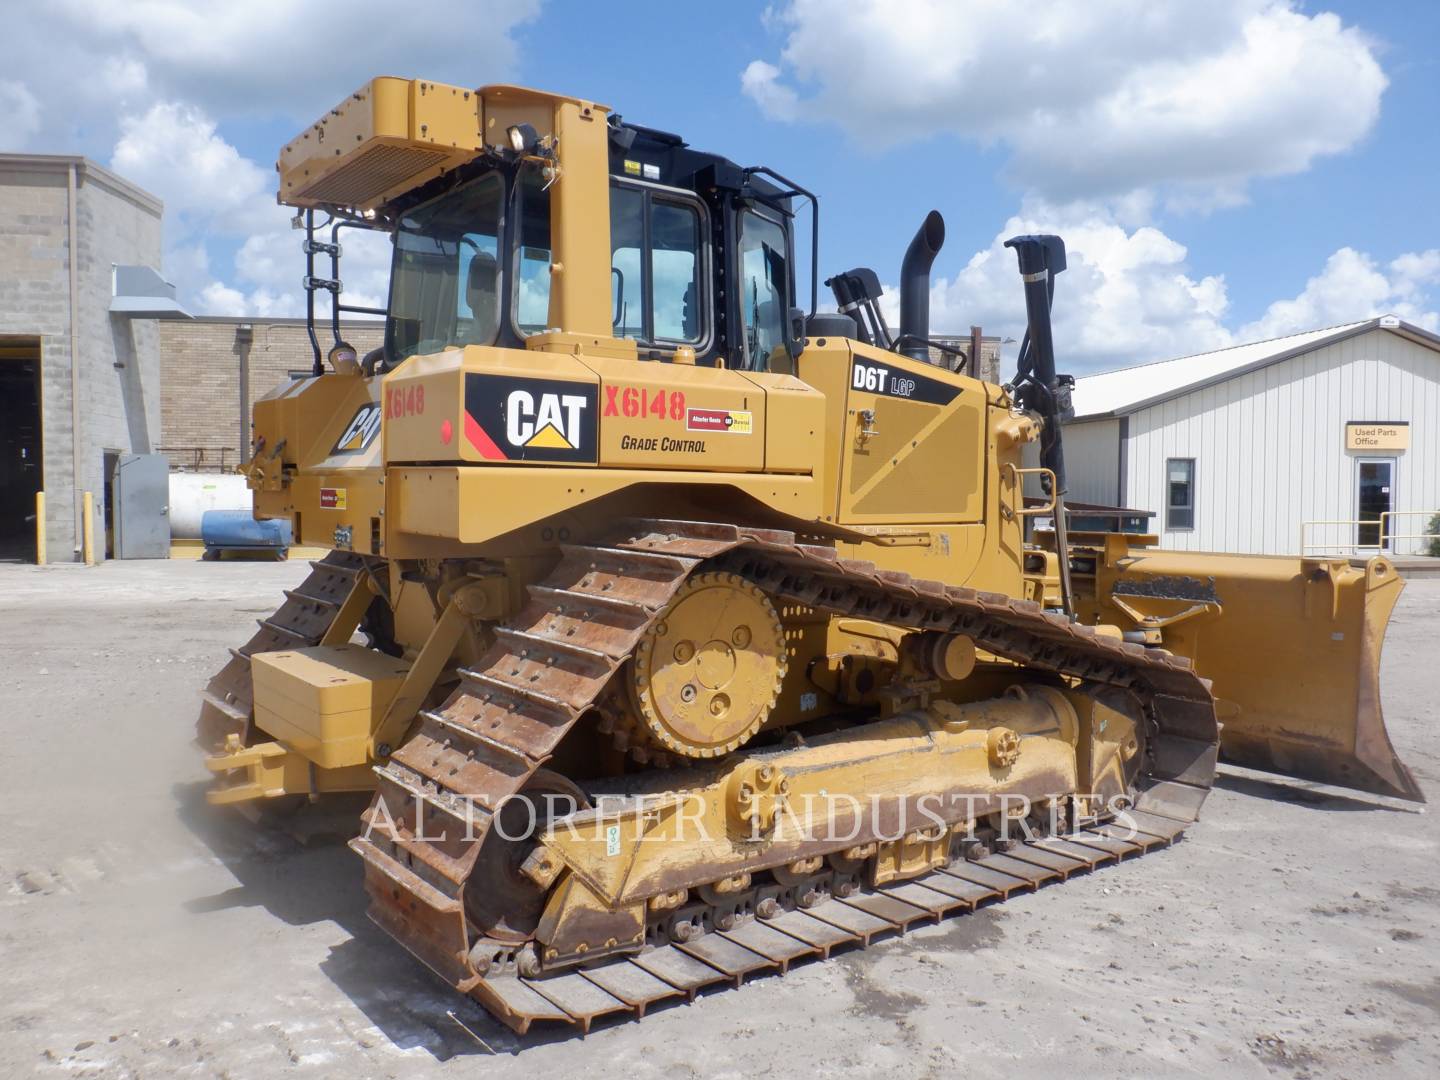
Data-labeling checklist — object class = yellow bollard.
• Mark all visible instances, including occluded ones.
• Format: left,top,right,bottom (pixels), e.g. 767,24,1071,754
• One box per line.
82,490,95,566
34,491,46,565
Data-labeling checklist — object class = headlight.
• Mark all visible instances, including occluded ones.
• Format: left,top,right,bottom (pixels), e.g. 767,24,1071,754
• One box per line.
507,122,539,155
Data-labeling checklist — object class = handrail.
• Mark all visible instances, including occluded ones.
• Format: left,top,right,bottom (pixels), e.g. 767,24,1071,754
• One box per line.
1002,464,1058,517
158,446,239,473
1300,509,1440,556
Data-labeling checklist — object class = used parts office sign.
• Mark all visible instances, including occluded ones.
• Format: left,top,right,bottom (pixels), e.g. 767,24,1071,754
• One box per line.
1346,422,1409,451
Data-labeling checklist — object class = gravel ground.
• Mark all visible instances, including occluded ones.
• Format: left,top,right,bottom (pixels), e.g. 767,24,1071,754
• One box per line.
0,558,1436,1079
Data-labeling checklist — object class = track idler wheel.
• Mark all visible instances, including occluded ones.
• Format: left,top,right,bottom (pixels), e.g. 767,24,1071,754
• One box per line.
627,571,787,758
464,770,588,945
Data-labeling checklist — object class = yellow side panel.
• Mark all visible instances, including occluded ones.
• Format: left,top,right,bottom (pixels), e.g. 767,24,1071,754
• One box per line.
250,373,385,549
796,341,856,523
383,346,601,466
740,370,828,476
582,356,768,472
390,466,818,546
837,346,986,524
384,345,826,477
251,645,410,769
253,372,377,466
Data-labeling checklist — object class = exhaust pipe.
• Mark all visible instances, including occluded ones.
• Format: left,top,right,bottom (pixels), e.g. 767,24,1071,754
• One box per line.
899,210,945,362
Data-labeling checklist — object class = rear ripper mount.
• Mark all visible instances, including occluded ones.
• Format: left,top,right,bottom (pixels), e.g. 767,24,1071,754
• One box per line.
351,519,1219,1034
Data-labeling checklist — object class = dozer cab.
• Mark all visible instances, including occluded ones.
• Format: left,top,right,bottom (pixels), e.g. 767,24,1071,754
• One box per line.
198,77,1422,1034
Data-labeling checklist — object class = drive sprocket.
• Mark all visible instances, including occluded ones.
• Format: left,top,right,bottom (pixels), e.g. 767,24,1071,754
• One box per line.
625,570,786,759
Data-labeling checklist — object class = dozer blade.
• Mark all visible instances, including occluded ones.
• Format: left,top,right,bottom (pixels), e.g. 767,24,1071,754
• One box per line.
1095,548,1422,803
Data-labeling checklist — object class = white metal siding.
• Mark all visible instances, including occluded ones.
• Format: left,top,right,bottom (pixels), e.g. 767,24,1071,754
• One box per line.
1025,418,1121,505
1122,328,1440,555
1060,419,1121,505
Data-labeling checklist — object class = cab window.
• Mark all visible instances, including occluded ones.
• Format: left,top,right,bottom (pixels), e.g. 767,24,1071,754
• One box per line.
739,209,789,371
388,173,503,362
610,185,645,338
609,181,705,347
651,201,701,342
514,165,553,335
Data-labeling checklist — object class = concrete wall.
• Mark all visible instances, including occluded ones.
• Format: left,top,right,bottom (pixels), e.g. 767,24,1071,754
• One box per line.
0,157,162,561
0,165,70,557
158,318,386,470
1123,327,1440,556
79,170,164,552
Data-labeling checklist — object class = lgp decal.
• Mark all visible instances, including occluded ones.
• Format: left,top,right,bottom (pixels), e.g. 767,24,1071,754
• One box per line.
464,374,597,463
331,402,382,454
850,359,961,406
686,408,753,434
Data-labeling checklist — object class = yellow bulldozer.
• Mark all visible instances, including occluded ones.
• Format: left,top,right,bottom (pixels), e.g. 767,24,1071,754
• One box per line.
197,77,1422,1034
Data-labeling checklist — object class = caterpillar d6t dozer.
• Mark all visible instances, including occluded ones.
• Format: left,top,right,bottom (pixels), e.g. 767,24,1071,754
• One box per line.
198,77,1423,1033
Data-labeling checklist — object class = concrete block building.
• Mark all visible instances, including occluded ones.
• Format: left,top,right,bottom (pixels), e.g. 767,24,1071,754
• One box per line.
0,155,167,562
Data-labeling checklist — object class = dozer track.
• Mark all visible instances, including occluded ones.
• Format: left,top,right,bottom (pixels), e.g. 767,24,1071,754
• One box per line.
352,520,1219,1034
196,550,372,752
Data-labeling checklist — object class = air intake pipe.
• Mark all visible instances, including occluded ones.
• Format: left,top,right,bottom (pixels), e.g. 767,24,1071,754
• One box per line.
1003,234,1069,493
1005,232,1075,619
898,210,945,362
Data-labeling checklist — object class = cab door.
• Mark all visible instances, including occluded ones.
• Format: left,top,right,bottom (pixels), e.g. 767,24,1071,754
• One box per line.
837,349,986,524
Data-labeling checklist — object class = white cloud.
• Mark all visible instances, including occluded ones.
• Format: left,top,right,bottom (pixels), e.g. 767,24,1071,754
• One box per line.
740,61,799,122
5,0,1418,361
1240,248,1440,338
873,203,1438,374
112,103,274,235
745,0,1385,205
750,1,1406,369
53,0,541,120
106,99,394,318
6,1,542,150
876,199,1234,372
0,80,41,148
211,225,395,319
5,0,538,315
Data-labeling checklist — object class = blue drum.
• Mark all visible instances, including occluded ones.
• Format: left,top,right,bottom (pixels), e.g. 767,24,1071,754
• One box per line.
200,509,293,561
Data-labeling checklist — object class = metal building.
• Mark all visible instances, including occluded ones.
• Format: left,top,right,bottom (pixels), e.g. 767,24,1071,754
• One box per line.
1058,316,1440,557
0,155,186,563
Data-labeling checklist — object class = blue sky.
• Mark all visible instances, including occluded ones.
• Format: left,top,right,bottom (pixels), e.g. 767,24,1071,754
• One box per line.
4,0,1436,373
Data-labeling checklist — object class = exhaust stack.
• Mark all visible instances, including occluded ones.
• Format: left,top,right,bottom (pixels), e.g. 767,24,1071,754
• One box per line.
899,210,945,362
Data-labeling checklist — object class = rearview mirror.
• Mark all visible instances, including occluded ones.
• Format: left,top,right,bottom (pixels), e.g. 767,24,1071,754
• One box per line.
787,306,806,359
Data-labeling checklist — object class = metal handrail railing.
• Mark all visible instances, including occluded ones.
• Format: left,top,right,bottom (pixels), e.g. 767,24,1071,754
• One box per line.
158,446,239,473
1300,509,1440,556
1002,464,1058,517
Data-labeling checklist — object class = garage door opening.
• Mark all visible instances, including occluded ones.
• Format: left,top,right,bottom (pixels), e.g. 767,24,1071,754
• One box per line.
0,339,43,562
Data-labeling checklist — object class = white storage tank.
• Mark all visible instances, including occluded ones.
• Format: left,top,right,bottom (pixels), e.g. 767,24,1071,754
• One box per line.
168,473,250,539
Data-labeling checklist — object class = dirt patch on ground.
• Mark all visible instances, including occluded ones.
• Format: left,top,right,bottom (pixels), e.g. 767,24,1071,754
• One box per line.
2,561,1437,1078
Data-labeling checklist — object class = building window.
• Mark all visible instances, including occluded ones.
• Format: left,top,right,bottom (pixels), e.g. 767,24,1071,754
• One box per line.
1166,458,1195,530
